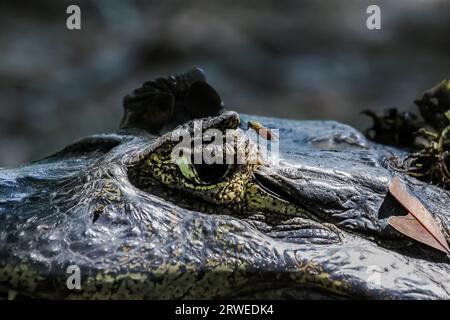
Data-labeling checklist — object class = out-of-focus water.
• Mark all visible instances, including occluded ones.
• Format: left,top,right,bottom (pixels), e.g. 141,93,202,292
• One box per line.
0,0,449,166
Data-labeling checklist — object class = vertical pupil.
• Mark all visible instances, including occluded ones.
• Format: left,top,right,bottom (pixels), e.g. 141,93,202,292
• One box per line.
193,164,229,183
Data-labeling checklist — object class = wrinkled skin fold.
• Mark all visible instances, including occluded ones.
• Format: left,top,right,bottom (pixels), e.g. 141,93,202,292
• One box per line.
0,112,449,299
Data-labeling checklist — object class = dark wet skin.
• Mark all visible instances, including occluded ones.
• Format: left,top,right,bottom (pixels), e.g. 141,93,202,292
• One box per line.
0,70,449,299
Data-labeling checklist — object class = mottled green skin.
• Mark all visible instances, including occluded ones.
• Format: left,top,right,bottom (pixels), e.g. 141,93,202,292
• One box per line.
0,112,449,299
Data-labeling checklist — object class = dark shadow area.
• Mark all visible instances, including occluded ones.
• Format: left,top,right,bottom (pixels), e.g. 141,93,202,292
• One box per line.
377,192,408,220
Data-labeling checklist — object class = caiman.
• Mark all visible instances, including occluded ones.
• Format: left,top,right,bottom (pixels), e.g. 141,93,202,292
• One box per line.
0,69,449,299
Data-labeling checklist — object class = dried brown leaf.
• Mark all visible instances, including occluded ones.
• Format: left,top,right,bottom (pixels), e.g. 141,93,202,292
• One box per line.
388,176,450,255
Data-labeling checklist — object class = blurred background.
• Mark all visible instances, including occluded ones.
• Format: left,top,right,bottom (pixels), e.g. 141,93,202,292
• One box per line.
0,0,449,166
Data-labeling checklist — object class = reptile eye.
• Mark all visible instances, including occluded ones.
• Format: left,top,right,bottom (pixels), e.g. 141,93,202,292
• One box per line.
175,157,232,184
193,163,231,183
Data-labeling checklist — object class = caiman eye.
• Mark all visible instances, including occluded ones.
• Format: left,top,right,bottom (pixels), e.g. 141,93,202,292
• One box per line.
175,157,232,184
193,163,231,183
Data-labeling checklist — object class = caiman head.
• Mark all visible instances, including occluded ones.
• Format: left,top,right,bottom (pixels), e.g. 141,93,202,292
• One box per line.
129,109,450,246
128,112,313,223
0,69,449,300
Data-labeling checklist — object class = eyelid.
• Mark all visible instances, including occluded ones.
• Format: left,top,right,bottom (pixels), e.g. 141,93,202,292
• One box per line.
175,156,234,185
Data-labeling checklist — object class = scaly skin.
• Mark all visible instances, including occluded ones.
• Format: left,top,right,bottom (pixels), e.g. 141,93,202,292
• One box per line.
1,69,450,299
0,112,449,299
